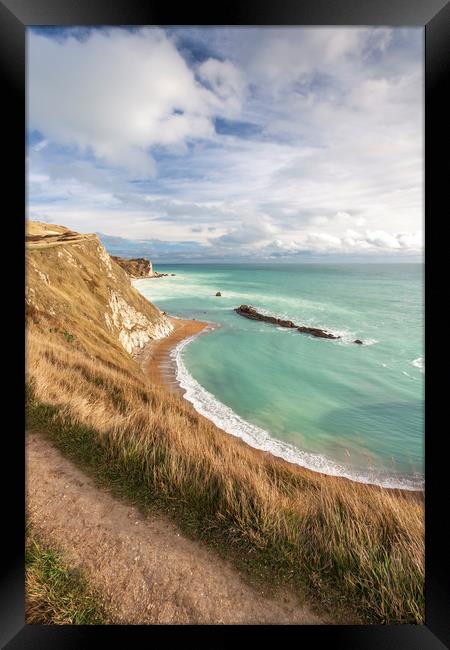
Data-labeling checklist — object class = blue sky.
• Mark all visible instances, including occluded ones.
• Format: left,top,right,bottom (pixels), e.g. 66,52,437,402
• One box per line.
27,27,423,261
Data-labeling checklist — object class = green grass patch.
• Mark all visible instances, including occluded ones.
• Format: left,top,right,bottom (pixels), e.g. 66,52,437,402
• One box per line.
26,526,108,625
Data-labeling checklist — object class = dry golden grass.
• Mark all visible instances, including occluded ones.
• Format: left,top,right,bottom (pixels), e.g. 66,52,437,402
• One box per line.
26,323,424,624
26,525,107,625
25,225,164,374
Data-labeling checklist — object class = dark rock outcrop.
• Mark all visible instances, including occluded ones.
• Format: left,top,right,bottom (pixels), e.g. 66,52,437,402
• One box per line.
215,292,222,297
235,304,365,343
297,325,339,340
234,305,296,328
354,339,363,345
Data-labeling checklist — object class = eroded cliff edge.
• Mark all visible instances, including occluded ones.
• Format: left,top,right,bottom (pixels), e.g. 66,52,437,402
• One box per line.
26,221,173,359
111,256,154,279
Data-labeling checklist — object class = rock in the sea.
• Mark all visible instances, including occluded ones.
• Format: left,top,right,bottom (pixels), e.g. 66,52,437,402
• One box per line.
234,304,340,340
278,319,297,328
297,326,339,340
354,339,363,345
215,291,222,297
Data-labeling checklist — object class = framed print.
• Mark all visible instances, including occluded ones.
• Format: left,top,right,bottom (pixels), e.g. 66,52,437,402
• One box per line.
1,0,449,647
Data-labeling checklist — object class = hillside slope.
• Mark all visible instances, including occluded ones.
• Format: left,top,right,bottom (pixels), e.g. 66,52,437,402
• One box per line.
25,220,424,625
27,431,321,624
26,221,172,367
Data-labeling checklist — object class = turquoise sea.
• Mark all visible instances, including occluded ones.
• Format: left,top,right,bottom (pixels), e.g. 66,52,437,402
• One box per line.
134,263,424,490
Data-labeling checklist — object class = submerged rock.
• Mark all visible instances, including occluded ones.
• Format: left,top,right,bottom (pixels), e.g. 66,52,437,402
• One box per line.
234,304,341,340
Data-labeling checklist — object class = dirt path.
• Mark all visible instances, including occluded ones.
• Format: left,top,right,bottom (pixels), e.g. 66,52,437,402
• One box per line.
26,431,322,624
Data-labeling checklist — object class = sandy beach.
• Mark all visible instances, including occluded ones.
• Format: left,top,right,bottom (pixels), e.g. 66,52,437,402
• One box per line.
136,316,212,396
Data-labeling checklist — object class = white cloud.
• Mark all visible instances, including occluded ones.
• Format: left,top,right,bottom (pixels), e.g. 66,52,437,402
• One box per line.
28,28,244,175
260,229,423,256
33,139,48,152
366,230,401,249
27,27,423,258
196,58,246,116
29,173,50,183
213,218,277,247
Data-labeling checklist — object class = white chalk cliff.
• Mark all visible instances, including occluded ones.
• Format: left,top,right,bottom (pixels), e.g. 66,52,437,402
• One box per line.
26,221,173,358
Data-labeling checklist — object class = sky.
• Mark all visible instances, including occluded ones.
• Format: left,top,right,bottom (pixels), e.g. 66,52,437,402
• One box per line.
27,26,424,262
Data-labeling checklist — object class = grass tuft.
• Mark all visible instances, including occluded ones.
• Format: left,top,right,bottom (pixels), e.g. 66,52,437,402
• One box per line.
26,526,107,625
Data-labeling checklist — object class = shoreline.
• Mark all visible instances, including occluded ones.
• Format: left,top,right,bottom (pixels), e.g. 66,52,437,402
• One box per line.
135,316,213,395
137,315,423,501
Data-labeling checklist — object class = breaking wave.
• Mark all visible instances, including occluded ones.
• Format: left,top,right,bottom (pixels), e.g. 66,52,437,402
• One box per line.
412,357,425,373
171,333,423,491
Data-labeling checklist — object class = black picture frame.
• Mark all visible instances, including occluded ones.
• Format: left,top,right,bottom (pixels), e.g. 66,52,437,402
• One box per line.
2,0,449,647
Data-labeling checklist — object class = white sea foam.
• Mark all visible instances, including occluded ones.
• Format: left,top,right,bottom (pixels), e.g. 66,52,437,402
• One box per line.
171,333,423,492
412,357,424,373
324,329,377,346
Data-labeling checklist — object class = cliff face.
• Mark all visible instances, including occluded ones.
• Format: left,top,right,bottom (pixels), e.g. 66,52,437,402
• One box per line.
26,221,173,361
111,256,153,279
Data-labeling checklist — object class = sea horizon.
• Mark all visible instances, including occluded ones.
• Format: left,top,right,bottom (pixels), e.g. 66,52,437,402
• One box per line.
151,260,424,266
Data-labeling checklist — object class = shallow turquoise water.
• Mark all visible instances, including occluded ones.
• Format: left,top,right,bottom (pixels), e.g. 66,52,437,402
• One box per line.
135,264,424,489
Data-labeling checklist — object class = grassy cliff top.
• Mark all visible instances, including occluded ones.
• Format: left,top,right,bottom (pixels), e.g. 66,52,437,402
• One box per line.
26,220,71,236
25,220,170,372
